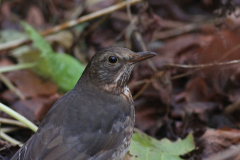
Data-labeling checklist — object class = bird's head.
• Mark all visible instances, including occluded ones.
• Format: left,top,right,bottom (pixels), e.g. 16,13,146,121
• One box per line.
78,47,156,94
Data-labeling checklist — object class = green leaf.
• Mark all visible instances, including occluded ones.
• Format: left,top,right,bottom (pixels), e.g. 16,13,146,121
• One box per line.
50,53,84,92
21,22,53,57
20,22,85,92
129,132,195,160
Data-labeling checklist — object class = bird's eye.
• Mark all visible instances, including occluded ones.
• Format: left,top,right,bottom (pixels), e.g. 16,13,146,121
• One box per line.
108,56,118,64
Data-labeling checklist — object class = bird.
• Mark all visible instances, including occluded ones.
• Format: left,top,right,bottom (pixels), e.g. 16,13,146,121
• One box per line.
11,47,156,160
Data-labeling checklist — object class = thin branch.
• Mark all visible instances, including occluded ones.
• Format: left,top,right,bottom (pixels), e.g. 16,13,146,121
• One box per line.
0,103,38,132
0,118,28,128
133,71,164,100
133,77,154,100
129,79,149,89
132,59,240,98
41,0,143,36
163,59,240,69
132,58,240,99
171,43,240,80
127,0,133,22
223,97,240,115
0,0,144,52
0,37,29,52
130,30,158,72
218,43,240,61
153,22,213,40
171,69,200,80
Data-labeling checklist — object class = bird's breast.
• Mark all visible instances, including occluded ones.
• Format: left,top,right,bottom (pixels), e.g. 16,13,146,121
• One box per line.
120,87,134,105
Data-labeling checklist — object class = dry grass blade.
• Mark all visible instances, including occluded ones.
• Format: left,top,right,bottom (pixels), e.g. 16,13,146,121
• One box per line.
0,118,28,128
0,74,25,100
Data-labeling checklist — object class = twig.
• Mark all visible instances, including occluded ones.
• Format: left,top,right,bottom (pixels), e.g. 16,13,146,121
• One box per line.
131,30,158,72
0,131,23,147
171,69,200,80
0,0,144,52
41,0,143,36
0,62,37,73
217,43,240,61
163,59,240,69
0,103,38,132
0,118,28,128
0,37,29,52
223,98,240,115
111,11,189,29
0,74,25,100
129,79,149,89
127,0,133,22
153,22,212,40
68,1,85,20
133,71,164,100
153,23,199,40
133,59,240,98
133,76,154,100
171,43,240,80
204,143,240,160
132,59,240,98
76,15,108,42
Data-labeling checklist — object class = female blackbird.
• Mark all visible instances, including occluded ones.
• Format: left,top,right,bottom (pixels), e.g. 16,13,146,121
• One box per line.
11,47,156,160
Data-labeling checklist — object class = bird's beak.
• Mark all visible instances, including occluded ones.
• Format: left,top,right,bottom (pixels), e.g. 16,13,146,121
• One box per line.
127,51,157,64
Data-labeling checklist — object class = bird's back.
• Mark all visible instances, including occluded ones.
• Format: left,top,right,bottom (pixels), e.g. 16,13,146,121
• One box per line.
11,84,134,160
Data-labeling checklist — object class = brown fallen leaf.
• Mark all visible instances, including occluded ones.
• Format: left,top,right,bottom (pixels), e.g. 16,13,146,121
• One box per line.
25,5,45,27
1,90,19,103
197,128,240,158
5,70,57,98
10,94,61,122
185,77,209,102
199,29,240,94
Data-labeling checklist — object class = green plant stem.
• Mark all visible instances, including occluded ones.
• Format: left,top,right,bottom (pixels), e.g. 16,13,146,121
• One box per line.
0,62,37,73
0,103,38,132
0,131,23,146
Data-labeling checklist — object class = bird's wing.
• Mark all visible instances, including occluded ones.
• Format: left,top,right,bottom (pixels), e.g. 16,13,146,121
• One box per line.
11,89,131,160
12,125,126,160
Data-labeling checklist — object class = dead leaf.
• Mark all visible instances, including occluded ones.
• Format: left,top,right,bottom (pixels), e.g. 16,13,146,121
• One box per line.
199,29,240,93
11,94,61,122
185,77,209,102
25,5,45,26
5,70,57,98
198,128,240,158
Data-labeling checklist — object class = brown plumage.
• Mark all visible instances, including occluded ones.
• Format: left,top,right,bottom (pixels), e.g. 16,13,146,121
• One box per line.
11,47,156,160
